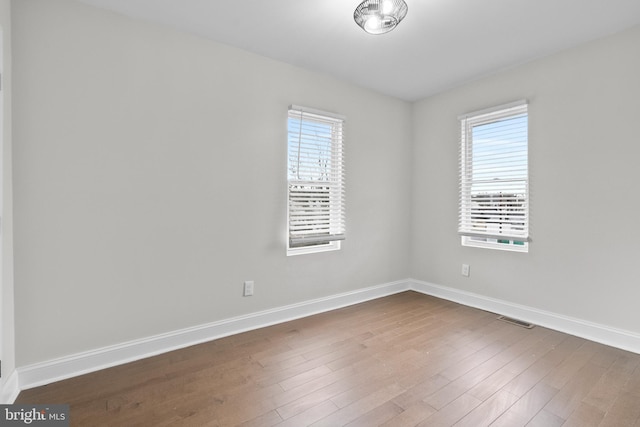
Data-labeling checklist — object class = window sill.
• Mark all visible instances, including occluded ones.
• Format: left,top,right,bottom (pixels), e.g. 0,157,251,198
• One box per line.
287,241,341,256
461,237,528,253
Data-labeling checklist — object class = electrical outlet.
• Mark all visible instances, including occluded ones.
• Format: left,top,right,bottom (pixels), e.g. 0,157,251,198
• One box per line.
461,264,470,277
243,280,254,296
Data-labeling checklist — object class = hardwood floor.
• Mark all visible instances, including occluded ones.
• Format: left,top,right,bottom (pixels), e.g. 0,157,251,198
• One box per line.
16,291,640,426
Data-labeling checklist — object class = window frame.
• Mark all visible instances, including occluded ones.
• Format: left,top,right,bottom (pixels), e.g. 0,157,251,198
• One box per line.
458,100,529,253
287,105,345,256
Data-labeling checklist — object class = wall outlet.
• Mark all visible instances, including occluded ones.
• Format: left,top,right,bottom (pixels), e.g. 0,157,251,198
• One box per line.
243,280,254,296
461,264,470,277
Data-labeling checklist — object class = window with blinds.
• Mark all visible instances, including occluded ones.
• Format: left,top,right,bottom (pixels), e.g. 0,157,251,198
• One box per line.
459,100,529,252
287,105,345,255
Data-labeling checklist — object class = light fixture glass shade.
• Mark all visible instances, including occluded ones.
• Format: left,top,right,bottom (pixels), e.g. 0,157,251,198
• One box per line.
354,0,408,35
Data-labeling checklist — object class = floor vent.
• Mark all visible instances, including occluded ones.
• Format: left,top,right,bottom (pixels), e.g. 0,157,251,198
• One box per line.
497,315,535,329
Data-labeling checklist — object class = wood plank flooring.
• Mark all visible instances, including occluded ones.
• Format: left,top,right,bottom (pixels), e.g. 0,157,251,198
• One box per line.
16,291,640,426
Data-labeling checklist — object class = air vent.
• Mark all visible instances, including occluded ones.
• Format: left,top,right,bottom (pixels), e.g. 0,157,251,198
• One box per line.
497,315,534,329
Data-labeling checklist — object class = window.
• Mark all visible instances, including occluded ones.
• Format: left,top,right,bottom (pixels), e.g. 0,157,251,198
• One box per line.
287,105,345,256
458,100,529,252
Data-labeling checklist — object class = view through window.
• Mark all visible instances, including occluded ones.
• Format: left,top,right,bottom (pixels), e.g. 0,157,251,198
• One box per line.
459,101,529,252
287,106,345,255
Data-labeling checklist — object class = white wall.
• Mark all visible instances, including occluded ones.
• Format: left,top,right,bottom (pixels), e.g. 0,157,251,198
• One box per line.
13,0,412,366
411,25,640,333
12,0,640,377
0,0,16,400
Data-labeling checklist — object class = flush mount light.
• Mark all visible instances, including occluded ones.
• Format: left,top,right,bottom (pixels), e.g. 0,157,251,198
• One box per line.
354,0,408,35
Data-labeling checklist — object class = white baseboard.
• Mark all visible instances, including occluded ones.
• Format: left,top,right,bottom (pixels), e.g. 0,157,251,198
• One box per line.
0,370,20,404
410,278,640,355
13,277,640,401
17,280,411,393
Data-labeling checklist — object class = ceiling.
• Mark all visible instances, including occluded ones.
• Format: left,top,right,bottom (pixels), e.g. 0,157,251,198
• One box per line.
75,0,640,101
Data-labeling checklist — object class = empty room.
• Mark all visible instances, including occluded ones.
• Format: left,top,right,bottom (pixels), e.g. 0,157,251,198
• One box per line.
1,0,640,425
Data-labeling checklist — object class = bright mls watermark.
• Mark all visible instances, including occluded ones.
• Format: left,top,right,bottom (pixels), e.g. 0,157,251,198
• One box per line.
1,405,69,426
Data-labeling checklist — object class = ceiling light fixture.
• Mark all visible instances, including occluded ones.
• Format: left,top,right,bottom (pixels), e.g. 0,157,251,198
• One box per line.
354,0,408,35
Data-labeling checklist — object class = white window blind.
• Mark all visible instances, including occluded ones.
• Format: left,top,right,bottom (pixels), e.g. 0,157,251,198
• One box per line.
459,100,529,246
288,105,345,251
